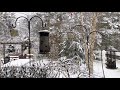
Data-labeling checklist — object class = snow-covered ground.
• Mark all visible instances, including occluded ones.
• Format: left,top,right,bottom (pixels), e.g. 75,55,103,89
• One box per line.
93,60,120,78
93,50,120,78
2,50,120,78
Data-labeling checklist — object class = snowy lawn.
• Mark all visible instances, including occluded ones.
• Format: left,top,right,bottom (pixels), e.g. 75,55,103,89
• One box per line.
93,60,120,78
93,50,120,78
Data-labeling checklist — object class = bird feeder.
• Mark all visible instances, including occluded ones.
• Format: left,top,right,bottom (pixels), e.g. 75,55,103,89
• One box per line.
10,28,19,37
38,30,50,54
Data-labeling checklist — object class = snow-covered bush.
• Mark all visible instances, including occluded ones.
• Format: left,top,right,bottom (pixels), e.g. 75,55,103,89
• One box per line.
0,66,47,78
0,57,92,78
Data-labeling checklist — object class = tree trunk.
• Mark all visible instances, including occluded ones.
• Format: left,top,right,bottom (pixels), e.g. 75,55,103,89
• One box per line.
89,12,98,76
79,12,89,68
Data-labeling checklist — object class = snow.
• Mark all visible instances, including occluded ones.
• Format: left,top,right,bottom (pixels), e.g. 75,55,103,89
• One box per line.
93,49,120,78
24,59,51,68
93,50,120,78
38,30,50,33
1,12,120,78
102,50,106,63
2,49,120,78
116,52,120,56
94,50,106,63
14,12,34,17
93,60,120,78
3,59,30,67
0,55,101,78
